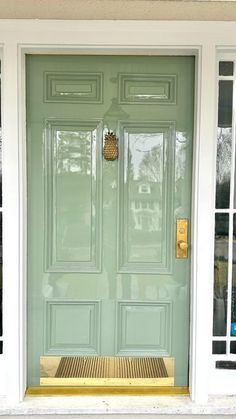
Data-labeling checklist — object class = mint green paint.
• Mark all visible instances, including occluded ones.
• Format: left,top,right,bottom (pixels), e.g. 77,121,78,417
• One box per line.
117,302,172,356
26,55,194,386
118,121,174,273
45,119,102,272
46,301,100,354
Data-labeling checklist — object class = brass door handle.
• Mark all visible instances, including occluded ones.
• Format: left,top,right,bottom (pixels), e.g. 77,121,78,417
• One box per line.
176,219,188,258
178,240,188,251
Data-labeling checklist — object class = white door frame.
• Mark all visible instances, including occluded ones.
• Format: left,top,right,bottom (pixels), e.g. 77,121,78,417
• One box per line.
1,19,231,404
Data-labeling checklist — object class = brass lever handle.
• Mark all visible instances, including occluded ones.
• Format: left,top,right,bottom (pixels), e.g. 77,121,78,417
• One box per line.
178,240,188,251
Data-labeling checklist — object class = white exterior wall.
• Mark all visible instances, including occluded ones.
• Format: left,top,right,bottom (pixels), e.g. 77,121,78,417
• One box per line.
0,19,235,409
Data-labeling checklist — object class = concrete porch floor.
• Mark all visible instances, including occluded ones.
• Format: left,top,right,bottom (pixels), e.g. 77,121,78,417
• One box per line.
1,395,236,417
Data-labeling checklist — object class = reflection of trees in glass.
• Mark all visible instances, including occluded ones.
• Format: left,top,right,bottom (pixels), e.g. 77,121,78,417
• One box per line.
175,132,188,210
216,127,232,208
138,144,163,183
55,129,94,259
175,132,188,180
128,133,163,181
128,133,162,235
56,130,92,175
213,213,229,336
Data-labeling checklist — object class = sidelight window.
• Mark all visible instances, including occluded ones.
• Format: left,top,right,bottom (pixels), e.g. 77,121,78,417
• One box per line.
0,64,2,355
213,60,236,356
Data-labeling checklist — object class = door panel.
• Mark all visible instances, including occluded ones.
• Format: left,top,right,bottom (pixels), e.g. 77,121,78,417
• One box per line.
45,119,102,272
118,121,174,272
26,55,194,387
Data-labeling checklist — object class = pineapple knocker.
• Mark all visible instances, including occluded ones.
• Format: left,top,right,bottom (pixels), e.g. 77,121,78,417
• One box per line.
103,131,119,161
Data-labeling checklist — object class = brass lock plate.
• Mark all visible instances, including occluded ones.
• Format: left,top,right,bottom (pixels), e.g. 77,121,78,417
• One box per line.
176,219,188,259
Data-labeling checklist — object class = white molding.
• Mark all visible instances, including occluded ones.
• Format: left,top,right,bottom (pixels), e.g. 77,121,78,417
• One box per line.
190,44,217,403
0,19,235,405
2,42,24,403
0,357,6,395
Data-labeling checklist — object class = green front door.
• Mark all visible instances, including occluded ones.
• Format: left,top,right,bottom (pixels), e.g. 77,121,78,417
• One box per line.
26,55,194,387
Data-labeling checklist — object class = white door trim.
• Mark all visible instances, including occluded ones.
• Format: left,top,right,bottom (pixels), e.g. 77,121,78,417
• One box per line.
0,19,230,404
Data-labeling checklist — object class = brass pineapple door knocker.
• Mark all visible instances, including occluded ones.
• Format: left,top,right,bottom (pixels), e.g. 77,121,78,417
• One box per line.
103,132,119,161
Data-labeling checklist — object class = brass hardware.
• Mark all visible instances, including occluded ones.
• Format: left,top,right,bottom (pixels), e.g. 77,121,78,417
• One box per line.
103,132,118,161
178,240,188,251
40,356,174,387
176,219,188,259
26,385,189,396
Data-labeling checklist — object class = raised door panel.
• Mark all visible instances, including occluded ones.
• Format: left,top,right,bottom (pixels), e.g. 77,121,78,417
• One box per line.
118,121,175,273
45,72,103,103
118,73,177,104
45,300,101,355
116,301,172,356
45,119,102,272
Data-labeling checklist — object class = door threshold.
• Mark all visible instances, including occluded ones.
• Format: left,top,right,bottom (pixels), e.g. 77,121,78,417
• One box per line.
26,386,189,396
40,356,174,387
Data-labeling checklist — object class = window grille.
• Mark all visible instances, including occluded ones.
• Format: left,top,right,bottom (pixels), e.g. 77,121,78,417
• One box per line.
213,60,236,357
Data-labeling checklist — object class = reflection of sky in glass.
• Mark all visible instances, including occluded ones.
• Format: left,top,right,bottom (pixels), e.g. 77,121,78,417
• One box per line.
175,132,188,179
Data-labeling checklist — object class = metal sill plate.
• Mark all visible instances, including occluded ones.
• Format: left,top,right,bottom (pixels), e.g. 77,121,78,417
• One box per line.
40,356,174,387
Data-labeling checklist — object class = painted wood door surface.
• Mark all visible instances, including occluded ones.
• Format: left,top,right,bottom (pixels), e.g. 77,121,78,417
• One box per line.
26,55,194,386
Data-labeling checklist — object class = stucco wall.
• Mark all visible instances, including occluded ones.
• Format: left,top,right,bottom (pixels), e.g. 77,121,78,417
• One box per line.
0,0,236,21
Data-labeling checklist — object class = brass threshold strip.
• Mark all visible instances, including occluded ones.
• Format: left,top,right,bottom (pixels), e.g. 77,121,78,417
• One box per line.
26,386,189,396
35,355,182,394
40,356,174,387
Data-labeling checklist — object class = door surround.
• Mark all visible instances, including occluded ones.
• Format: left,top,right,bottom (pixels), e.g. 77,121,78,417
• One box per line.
1,19,223,404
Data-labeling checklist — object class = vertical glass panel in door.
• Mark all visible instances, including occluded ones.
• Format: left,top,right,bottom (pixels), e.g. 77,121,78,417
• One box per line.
26,55,194,387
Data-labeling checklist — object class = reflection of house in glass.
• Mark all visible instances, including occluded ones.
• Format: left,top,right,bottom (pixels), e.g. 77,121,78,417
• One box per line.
128,180,162,263
131,181,161,233
125,131,165,263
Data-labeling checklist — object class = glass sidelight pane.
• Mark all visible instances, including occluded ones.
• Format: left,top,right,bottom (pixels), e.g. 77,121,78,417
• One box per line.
219,61,234,76
216,81,233,209
213,213,229,336
218,81,233,128
0,128,2,209
0,212,2,339
0,77,2,341
213,341,226,354
230,341,236,354
231,215,236,336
